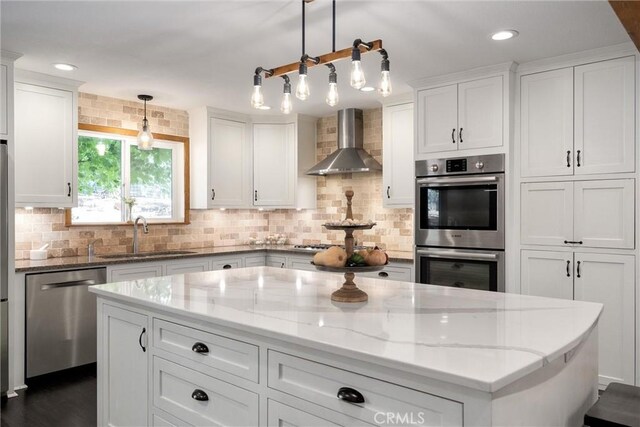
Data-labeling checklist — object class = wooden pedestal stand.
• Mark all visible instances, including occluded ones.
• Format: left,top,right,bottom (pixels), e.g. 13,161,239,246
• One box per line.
313,191,381,303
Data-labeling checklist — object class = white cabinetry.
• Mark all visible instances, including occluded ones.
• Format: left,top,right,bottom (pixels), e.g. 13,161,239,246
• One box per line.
0,62,7,136
109,263,163,282
252,115,317,209
521,250,635,386
14,72,80,207
521,179,634,249
520,56,635,177
383,102,414,207
416,76,503,155
99,304,148,427
165,258,210,275
189,108,251,209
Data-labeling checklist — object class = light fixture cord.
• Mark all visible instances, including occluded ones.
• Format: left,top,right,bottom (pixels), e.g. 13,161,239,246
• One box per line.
301,0,305,57
332,0,336,52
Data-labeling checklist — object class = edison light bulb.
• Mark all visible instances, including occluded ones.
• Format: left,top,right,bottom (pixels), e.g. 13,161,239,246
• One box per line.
350,60,366,89
281,92,293,114
296,74,310,100
251,85,264,108
326,82,339,106
379,70,392,97
137,120,154,150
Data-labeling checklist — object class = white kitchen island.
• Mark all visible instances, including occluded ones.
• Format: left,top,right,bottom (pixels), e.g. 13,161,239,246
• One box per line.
89,266,602,427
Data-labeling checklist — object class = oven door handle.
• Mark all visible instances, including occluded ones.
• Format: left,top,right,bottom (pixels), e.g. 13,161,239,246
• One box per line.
416,249,498,260
416,176,498,186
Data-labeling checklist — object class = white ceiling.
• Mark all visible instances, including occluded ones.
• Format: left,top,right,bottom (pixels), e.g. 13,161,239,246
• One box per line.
0,0,631,116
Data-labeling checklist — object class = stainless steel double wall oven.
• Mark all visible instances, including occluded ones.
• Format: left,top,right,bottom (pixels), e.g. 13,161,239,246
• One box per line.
414,154,505,292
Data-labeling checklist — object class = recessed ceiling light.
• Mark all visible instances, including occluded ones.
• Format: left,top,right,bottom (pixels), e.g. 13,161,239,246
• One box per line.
360,86,375,92
491,30,519,41
257,105,271,110
53,63,78,71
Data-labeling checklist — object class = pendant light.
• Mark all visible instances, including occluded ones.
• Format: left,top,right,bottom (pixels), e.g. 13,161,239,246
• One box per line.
295,60,310,100
378,49,392,97
281,75,293,114
136,95,154,150
325,63,339,107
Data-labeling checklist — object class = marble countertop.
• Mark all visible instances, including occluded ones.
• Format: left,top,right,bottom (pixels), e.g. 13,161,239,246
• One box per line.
89,266,602,392
15,245,414,273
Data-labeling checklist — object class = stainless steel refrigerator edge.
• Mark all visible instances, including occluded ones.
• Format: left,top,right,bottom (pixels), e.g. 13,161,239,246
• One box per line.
1,140,9,394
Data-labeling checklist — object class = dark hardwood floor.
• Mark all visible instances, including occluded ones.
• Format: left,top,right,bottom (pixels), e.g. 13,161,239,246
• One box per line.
1,364,96,427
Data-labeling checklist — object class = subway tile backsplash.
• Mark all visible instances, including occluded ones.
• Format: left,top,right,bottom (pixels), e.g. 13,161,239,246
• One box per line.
15,95,413,259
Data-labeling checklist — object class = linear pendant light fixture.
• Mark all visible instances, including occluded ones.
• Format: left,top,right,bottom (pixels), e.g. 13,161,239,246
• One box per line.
251,0,391,114
136,94,154,150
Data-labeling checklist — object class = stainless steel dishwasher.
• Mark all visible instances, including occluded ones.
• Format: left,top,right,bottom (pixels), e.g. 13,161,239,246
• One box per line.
26,268,106,378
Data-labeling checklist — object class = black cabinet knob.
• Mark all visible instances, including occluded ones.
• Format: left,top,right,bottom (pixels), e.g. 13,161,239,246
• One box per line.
223,264,232,269
192,342,209,354
191,389,209,401
378,272,389,278
337,387,365,404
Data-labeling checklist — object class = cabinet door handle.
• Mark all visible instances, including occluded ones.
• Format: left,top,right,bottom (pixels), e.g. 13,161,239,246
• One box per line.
386,186,391,199
458,128,463,143
192,342,209,354
222,264,232,269
280,262,285,268
566,261,571,277
566,150,571,168
337,387,365,404
67,182,71,197
191,389,209,402
211,189,215,200
254,190,258,202
564,240,583,245
138,327,146,352
378,272,389,278
576,150,581,167
576,261,582,278
451,128,456,144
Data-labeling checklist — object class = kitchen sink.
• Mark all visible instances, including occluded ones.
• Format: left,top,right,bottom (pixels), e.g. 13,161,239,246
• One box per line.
98,250,197,259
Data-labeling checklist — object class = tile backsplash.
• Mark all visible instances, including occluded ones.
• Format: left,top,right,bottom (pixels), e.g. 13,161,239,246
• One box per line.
15,95,414,259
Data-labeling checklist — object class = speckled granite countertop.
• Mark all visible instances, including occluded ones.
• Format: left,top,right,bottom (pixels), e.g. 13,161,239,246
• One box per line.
15,245,414,273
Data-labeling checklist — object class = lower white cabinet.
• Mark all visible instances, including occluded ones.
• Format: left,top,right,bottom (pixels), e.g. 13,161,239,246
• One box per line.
109,263,164,282
210,256,243,271
521,179,634,249
287,255,316,272
165,259,210,275
521,250,635,386
266,255,286,268
268,399,371,427
244,254,266,267
99,304,149,427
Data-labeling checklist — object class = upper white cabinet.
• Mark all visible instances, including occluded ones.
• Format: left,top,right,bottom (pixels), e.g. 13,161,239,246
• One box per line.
252,115,316,209
416,76,503,155
253,123,295,207
574,56,635,175
383,102,414,207
189,108,251,209
0,63,7,136
14,71,80,208
520,68,574,177
520,56,635,177
521,179,634,249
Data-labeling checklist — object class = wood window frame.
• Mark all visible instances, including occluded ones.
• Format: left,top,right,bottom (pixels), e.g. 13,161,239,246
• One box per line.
65,123,191,226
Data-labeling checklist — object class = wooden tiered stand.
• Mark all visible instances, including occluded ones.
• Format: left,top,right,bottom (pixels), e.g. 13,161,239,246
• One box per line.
312,191,383,303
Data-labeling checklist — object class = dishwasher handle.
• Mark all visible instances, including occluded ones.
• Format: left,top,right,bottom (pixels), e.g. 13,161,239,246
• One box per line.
40,279,97,291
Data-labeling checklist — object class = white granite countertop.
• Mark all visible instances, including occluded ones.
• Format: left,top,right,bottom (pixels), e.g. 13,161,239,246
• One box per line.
89,266,602,392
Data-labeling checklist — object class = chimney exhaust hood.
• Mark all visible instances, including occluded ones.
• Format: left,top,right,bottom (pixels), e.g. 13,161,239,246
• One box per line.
306,108,382,176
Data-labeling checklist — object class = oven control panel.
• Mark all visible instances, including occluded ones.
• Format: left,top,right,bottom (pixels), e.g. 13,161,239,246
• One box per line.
415,153,505,177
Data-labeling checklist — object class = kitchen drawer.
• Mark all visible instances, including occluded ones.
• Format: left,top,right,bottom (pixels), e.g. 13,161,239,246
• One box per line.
211,256,243,271
268,350,462,427
268,399,373,427
361,264,412,282
165,259,210,275
109,263,163,282
287,255,316,272
244,254,266,267
153,357,259,427
152,411,191,427
266,255,286,268
153,318,259,383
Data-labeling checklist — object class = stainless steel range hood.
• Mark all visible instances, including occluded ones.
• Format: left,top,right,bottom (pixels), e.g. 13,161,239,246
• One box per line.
306,108,382,176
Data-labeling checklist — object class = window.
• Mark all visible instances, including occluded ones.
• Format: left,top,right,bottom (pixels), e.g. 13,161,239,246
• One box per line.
68,125,189,224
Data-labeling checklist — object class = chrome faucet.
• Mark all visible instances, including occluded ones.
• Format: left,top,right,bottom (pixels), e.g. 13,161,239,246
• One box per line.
133,216,149,254
87,239,100,259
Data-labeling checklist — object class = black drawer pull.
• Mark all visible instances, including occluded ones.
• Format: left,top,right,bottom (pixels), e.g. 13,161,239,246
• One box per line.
67,182,72,197
192,342,209,354
337,387,365,404
138,327,146,352
191,389,209,401
451,128,456,144
566,260,571,278
378,272,389,278
564,240,583,245
222,264,232,269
